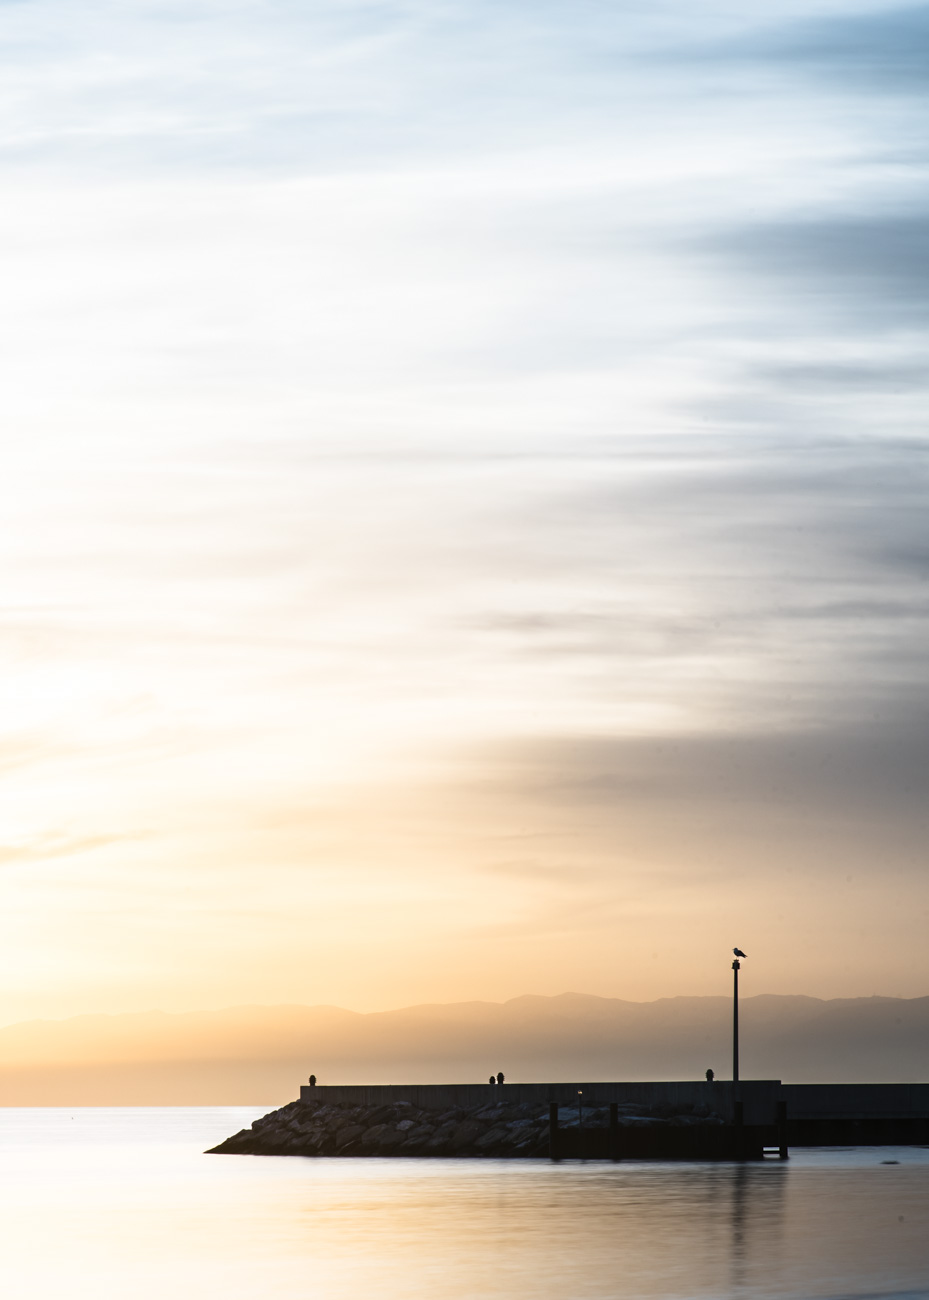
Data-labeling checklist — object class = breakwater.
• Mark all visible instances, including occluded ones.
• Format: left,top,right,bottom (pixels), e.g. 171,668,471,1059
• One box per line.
207,1080,929,1159
207,1081,779,1160
210,1097,556,1157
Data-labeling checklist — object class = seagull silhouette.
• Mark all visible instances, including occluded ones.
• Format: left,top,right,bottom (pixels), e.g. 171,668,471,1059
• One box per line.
733,948,747,958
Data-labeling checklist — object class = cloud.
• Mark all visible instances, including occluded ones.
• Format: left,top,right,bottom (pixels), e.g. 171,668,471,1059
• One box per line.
0,832,140,868
5,0,881,181
730,4,929,94
2,0,929,1016
482,714,929,822
752,361,929,395
709,213,929,324
0,0,654,176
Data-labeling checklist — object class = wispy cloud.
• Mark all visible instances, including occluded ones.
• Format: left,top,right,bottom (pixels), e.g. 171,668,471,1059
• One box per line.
0,832,140,868
1,1,928,1020
709,212,929,325
724,4,929,93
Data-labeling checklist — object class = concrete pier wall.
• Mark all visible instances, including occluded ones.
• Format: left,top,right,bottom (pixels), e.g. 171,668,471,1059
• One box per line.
299,1080,781,1124
783,1083,929,1119
297,1080,929,1127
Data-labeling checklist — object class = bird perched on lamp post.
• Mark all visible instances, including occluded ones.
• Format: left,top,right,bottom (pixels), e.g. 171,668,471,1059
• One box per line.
733,948,746,959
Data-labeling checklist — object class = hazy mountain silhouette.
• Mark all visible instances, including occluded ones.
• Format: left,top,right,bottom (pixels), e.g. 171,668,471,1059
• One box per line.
1,993,926,1104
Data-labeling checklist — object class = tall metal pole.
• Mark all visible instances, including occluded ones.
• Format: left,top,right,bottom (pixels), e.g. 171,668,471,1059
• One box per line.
732,958,740,1083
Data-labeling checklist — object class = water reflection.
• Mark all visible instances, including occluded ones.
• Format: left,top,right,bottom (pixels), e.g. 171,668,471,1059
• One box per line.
728,1160,787,1293
0,1111,926,1300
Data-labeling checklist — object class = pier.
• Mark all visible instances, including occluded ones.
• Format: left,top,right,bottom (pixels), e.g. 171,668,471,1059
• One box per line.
209,1080,929,1161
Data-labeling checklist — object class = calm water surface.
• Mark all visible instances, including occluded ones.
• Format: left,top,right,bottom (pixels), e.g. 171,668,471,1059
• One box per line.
0,1108,927,1299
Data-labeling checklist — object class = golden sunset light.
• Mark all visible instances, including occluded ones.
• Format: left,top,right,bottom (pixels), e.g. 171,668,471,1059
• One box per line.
4,7,929,1300
1,0,927,1043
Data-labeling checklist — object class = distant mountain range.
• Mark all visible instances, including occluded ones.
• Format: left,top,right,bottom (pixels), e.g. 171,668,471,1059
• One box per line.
1,993,927,1105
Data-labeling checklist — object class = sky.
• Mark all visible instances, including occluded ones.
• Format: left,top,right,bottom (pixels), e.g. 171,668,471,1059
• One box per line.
1,0,928,1026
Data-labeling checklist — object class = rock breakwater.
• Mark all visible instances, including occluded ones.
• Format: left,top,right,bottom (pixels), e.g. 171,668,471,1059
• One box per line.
207,1096,725,1158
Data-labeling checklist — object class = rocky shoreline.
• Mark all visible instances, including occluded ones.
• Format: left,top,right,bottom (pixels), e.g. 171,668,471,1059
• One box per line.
207,1095,725,1159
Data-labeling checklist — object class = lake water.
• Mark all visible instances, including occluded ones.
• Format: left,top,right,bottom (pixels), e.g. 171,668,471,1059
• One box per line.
0,1108,927,1299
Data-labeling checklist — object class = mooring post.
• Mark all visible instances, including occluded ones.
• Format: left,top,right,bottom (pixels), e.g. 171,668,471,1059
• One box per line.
777,1100,789,1159
609,1102,620,1161
549,1102,560,1162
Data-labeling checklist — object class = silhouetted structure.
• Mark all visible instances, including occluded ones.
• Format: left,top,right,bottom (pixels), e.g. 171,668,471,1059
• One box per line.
497,1071,505,1085
732,952,742,1083
706,1069,715,1082
308,1075,316,1087
489,1076,495,1085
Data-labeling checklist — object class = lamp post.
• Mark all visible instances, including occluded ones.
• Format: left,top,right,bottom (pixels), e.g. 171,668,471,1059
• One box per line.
732,957,740,1084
